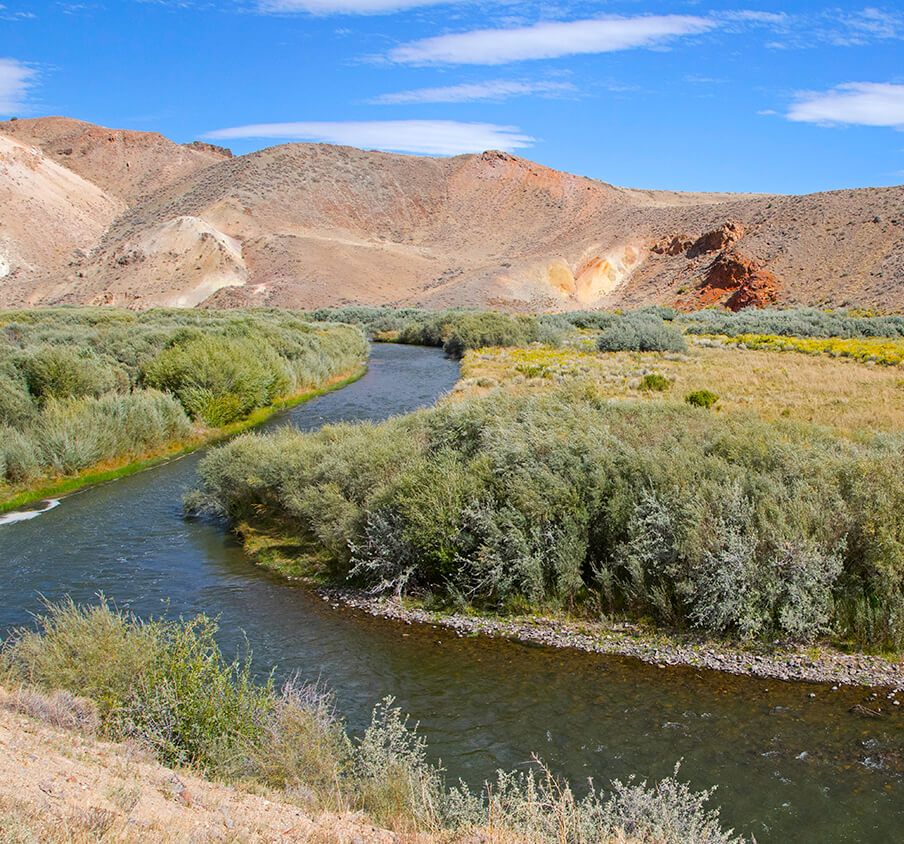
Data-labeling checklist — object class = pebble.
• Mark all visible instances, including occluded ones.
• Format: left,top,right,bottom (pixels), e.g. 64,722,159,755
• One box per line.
318,587,904,691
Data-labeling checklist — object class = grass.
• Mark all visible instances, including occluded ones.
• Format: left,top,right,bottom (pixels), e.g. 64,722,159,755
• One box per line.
0,598,747,843
459,342,904,433
0,365,366,513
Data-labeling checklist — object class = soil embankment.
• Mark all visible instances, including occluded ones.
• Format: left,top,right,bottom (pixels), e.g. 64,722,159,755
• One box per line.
0,689,400,843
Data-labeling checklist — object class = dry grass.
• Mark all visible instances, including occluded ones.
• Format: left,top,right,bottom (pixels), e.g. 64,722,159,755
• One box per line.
0,688,405,844
458,342,904,434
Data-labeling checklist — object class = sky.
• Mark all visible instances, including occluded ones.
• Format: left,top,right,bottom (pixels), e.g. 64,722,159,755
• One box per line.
1,1,903,194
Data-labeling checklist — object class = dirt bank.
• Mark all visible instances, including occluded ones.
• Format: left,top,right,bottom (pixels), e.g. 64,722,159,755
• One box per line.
0,688,404,844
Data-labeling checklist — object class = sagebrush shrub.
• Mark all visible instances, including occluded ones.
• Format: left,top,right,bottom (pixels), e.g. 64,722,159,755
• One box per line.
597,314,687,353
196,386,904,646
685,389,718,409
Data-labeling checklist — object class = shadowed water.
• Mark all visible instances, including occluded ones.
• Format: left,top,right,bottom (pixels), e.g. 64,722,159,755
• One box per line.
1,343,901,843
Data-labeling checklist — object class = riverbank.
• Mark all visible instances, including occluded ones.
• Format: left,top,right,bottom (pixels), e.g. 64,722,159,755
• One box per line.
240,524,904,689
0,365,366,514
322,589,904,692
0,687,402,844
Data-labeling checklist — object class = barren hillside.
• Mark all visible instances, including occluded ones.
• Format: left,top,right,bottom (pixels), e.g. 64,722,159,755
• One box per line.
1,118,902,311
0,117,231,205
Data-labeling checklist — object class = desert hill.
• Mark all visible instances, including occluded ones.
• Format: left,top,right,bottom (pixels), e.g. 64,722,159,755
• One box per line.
1,117,902,311
0,117,231,204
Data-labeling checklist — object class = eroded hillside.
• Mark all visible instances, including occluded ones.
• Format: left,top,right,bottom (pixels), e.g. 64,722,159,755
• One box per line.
1,118,902,311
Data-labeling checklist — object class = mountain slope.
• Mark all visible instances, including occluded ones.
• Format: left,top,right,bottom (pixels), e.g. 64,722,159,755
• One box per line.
1,118,902,311
0,133,124,304
0,117,231,205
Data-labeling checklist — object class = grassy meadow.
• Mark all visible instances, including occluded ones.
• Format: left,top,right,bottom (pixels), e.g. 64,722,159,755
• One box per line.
0,308,368,507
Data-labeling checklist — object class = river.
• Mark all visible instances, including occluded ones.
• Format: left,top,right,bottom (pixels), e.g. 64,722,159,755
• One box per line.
1,343,901,843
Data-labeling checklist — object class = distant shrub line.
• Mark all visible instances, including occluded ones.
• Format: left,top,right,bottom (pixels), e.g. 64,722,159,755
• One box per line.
194,388,904,651
0,307,367,493
1,598,745,842
681,306,904,340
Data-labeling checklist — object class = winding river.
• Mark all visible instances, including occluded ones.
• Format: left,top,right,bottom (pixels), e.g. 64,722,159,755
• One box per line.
1,343,902,843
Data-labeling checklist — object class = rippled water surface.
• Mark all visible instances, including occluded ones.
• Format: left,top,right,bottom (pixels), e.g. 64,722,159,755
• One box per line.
2,343,902,843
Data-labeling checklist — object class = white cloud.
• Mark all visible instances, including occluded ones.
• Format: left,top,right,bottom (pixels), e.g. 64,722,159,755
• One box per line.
0,58,35,116
258,0,445,14
787,82,904,128
202,119,535,155
0,4,36,20
369,79,574,105
388,15,717,65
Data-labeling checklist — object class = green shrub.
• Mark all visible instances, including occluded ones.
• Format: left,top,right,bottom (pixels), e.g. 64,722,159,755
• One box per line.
142,334,294,425
442,312,540,359
640,373,672,392
18,346,127,403
112,615,273,770
196,387,904,647
353,696,446,827
1,598,271,772
685,390,718,409
0,426,40,483
0,370,35,426
36,391,191,475
0,597,159,717
597,314,686,353
242,680,350,797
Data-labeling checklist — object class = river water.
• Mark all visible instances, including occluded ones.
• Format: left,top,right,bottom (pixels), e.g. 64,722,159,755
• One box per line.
1,343,902,843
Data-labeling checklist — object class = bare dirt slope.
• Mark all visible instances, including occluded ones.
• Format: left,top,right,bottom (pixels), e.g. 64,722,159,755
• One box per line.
1,117,902,311
0,117,231,205
0,689,404,844
0,133,124,305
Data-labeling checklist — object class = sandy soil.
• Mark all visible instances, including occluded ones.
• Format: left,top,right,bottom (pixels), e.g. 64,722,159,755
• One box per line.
0,689,404,844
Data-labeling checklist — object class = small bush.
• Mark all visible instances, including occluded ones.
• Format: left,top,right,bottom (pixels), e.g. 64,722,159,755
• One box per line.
4,687,99,733
353,696,446,827
597,314,687,353
18,346,126,403
640,373,672,392
143,334,294,425
685,390,718,409
243,679,350,799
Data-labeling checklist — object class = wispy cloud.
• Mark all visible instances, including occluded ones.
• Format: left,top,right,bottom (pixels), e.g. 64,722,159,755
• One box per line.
787,82,904,128
202,119,535,155
369,79,575,105
258,0,445,14
761,7,904,49
0,58,35,115
0,4,36,20
388,15,717,66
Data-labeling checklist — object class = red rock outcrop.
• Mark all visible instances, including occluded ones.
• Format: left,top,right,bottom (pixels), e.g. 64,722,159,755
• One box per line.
702,251,779,310
688,222,745,258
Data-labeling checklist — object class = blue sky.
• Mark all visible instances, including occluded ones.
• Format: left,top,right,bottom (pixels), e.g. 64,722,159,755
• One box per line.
1,1,903,193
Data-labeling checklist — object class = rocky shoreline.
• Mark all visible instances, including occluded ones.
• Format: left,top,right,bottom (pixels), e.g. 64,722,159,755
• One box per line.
320,588,904,692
